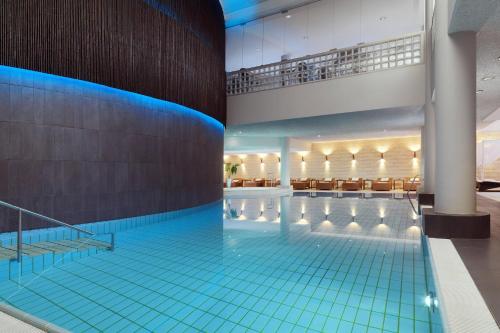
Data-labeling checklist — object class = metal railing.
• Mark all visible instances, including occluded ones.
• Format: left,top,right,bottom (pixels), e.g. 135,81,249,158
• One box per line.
0,200,113,262
227,32,424,95
407,175,420,216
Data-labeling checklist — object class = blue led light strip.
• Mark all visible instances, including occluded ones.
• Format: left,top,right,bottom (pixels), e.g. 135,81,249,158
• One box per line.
0,65,225,131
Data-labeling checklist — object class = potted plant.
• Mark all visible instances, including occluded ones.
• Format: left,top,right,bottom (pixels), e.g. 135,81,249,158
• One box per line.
224,163,239,188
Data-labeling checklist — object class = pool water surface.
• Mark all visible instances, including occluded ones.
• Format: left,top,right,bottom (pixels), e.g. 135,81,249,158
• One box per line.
0,194,443,332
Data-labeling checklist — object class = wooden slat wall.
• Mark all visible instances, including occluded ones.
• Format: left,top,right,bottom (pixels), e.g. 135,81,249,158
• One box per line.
0,0,226,124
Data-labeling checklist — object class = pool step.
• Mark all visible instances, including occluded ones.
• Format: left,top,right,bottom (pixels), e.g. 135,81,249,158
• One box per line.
0,238,114,281
0,238,112,261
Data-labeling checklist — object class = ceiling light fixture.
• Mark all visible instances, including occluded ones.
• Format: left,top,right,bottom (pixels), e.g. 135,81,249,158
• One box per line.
285,14,292,19
482,76,495,81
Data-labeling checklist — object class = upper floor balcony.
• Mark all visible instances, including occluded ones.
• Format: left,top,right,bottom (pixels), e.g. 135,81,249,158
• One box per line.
226,33,426,126
227,33,423,96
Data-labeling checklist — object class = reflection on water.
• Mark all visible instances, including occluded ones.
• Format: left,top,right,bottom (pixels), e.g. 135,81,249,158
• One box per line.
223,193,421,241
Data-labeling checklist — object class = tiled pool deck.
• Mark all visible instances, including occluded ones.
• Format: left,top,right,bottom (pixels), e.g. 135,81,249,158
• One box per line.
0,196,442,332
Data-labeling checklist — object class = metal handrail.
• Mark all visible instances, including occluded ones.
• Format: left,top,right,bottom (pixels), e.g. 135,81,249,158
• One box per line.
407,175,420,216
0,199,95,262
227,32,424,95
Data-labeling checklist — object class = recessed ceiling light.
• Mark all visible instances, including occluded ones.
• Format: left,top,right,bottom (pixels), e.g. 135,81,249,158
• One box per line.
285,14,292,19
476,89,484,94
482,76,495,81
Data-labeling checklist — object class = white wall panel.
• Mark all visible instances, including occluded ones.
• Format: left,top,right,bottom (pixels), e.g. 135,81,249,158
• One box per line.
284,7,309,58
225,0,424,71
242,20,264,68
262,15,285,65
307,1,334,54
226,25,244,70
333,0,361,49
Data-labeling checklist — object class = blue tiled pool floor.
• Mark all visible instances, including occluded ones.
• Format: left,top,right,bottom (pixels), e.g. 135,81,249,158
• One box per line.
0,198,442,332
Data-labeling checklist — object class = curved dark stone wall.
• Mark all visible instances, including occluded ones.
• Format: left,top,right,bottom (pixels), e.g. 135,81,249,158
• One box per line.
0,0,225,231
0,67,224,231
0,0,226,123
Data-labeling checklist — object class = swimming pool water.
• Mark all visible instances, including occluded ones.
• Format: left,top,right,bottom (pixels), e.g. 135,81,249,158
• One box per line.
0,195,443,332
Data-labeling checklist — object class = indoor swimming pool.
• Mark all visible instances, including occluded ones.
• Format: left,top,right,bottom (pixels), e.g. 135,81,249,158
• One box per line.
0,194,443,332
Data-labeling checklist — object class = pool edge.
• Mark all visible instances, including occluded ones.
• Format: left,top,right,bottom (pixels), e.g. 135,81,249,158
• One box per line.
426,238,500,333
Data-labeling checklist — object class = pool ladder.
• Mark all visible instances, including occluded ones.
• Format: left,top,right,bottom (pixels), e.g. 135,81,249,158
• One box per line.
0,200,115,263
407,175,420,216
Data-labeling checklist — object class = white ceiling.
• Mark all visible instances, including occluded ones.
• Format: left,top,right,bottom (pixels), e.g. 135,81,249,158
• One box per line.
220,0,320,27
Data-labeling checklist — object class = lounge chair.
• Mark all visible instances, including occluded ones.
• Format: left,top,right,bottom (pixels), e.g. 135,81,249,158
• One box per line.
243,179,257,187
477,179,500,192
317,178,335,190
403,177,420,191
231,179,243,187
372,178,393,191
292,178,310,190
254,178,265,187
342,178,363,191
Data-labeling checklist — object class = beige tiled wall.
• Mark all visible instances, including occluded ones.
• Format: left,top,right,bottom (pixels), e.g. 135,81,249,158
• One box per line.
482,160,500,180
225,136,421,180
477,134,500,180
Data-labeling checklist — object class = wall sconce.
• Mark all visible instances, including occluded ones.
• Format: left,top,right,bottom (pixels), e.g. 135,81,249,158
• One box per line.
325,155,329,161
301,213,305,219
301,156,305,162
240,159,244,165
413,151,417,159
380,217,384,224
380,153,384,160
325,214,329,220
351,215,355,222
278,157,281,163
352,154,355,160
260,210,264,216
260,158,264,164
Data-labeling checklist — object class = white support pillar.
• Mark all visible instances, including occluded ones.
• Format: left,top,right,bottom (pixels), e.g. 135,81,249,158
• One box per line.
423,0,436,194
434,0,476,214
280,137,291,188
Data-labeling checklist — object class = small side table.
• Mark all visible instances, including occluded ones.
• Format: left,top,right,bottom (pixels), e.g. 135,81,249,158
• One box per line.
336,179,344,190
363,179,373,190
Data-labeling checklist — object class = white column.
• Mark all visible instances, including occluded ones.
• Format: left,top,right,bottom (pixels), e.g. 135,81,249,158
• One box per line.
280,137,291,188
423,0,436,194
434,0,477,214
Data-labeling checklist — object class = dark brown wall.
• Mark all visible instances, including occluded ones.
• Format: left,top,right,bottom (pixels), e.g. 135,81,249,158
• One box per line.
0,0,226,123
0,0,226,231
0,68,224,232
